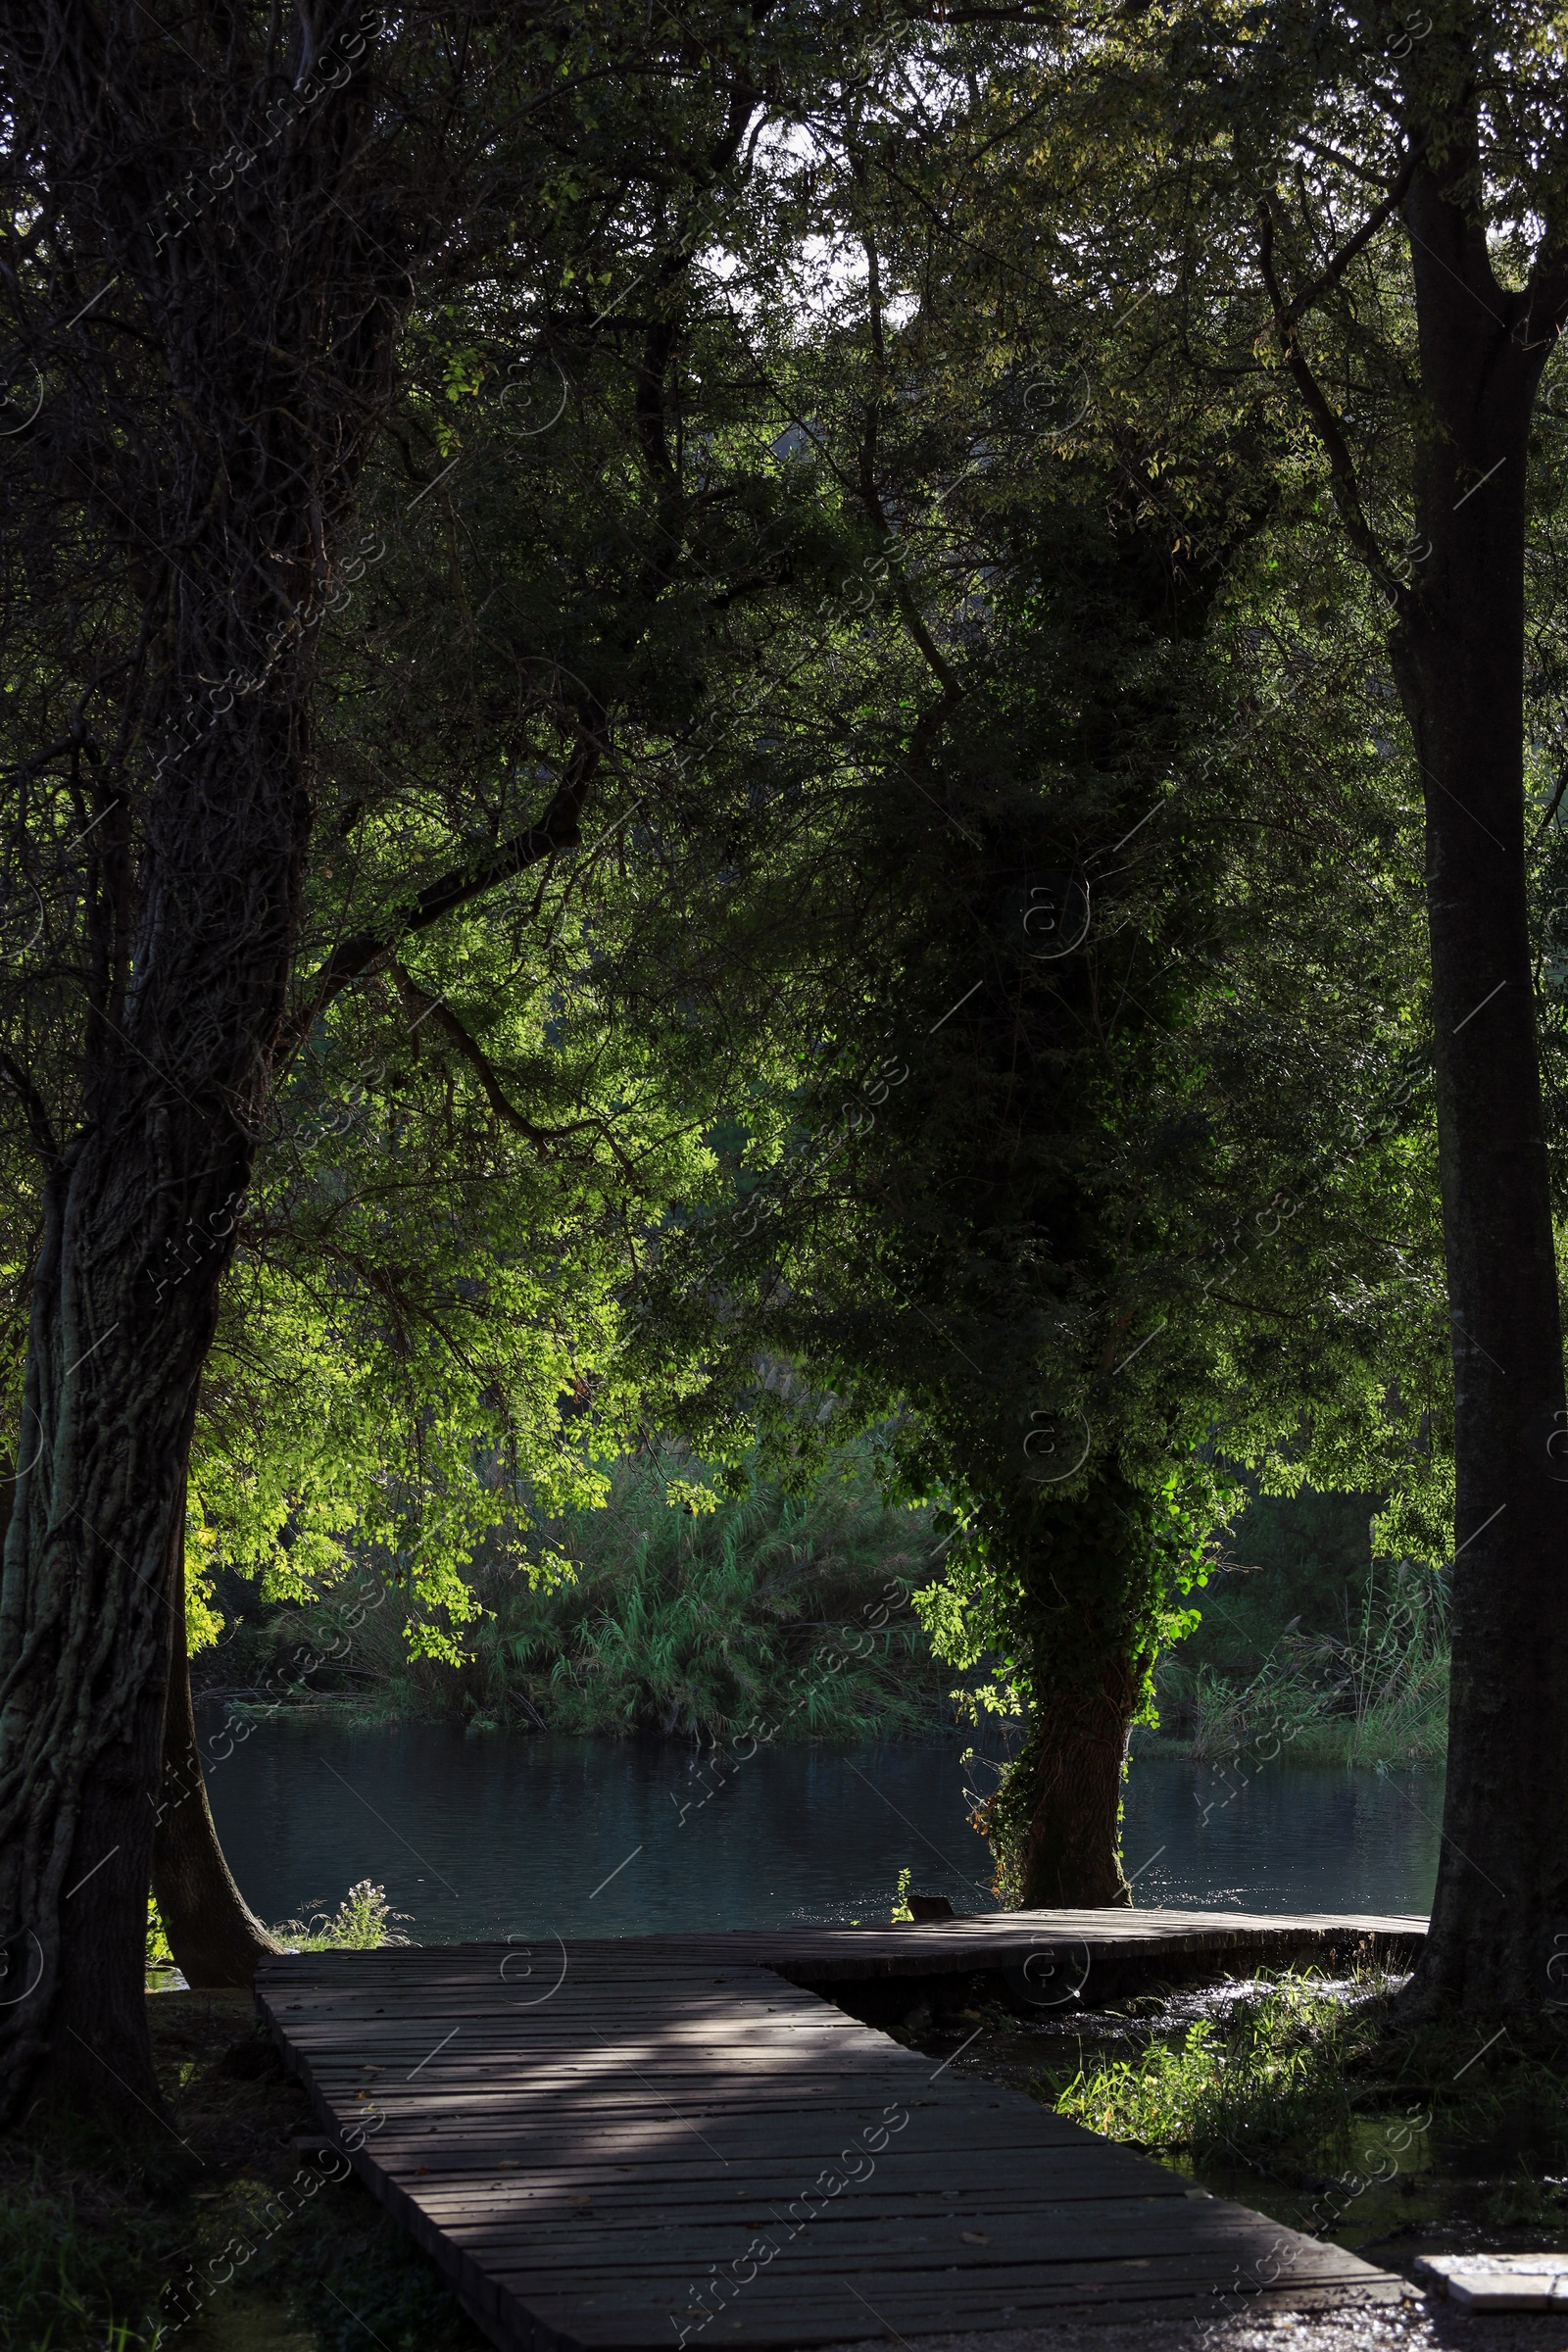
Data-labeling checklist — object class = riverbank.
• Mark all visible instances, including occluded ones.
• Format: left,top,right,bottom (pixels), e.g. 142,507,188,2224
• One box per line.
1136,1579,1448,1770
1145,1492,1449,1771
198,1459,1449,1768
902,1968,1568,2302
201,1446,954,1744
817,2313,1567,2351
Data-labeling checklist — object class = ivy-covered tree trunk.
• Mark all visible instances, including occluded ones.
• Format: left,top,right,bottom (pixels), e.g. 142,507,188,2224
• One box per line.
981,1467,1169,1910
152,1506,283,1987
1006,1650,1143,1908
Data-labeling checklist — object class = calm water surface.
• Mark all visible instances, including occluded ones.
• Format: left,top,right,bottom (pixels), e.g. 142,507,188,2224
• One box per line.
201,1712,1440,1944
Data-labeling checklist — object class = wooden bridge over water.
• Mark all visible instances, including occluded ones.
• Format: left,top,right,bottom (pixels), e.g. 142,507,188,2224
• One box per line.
258,1909,1425,2351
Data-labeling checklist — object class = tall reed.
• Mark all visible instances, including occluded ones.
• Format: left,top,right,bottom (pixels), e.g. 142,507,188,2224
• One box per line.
1150,1561,1449,1767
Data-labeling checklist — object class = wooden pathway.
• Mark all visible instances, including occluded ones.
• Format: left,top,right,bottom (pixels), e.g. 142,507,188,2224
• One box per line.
258,1912,1423,2351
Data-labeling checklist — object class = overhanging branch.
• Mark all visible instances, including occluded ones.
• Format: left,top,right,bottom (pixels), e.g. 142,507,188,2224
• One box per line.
1271,143,1425,337
1256,200,1401,606
278,742,602,1062
388,959,606,1153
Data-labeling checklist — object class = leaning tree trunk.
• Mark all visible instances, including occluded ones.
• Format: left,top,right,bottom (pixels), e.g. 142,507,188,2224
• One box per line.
1387,156,1568,2015
152,1495,283,1987
0,7,403,2128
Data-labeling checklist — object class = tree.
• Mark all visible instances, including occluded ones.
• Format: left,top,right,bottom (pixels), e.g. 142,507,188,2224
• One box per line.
0,0,793,2122
146,859,714,1983
1032,0,1568,2007
614,43,1450,1906
1,0,885,2030
0,0,443,2123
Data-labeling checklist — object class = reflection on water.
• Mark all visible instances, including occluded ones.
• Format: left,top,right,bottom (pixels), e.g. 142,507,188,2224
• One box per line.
202,1711,1440,1945
1122,1751,1443,1918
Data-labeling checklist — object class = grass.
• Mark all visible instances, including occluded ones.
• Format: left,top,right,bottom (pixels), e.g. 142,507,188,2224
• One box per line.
1051,1976,1376,2166
147,1882,408,1991
210,1441,950,1744
1035,1968,1568,2217
0,2143,178,2351
1146,1554,1449,1767
269,1880,412,1952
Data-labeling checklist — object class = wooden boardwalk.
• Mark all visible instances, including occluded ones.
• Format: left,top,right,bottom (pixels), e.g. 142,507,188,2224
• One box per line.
614,1908,1425,1998
258,1912,1423,2351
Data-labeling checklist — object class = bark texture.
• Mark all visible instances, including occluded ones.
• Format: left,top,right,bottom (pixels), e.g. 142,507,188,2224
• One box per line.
981,1467,1161,1908
1256,43,1568,2013
0,3,406,2126
1009,1653,1141,1908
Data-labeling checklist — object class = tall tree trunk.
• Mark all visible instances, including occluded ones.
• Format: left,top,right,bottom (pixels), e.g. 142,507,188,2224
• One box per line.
1387,156,1568,2014
1255,70,1568,2013
152,1494,283,1987
0,5,404,2127
0,721,304,2126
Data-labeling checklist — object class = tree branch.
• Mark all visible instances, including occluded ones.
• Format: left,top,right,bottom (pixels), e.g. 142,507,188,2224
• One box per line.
0,1053,60,1160
1533,744,1568,840
388,961,587,1148
857,419,964,700
387,960,652,1190
1256,199,1401,605
279,742,602,1058
1271,143,1425,336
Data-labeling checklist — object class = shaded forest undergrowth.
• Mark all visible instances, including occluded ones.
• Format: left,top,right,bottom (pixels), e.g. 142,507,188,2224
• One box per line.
198,1457,1450,1766
911,1968,1568,2284
0,1990,487,2352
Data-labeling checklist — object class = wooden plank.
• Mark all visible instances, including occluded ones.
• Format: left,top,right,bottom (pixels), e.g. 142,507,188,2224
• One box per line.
438,2202,1304,2263
408,2180,1200,2216
258,1920,1414,2352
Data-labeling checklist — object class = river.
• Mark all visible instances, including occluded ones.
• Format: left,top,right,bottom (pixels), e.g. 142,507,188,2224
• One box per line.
200,1712,1440,1943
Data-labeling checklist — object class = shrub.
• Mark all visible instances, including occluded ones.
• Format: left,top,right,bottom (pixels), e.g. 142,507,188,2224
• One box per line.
1052,1975,1378,2164
270,1879,411,1951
